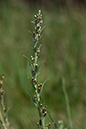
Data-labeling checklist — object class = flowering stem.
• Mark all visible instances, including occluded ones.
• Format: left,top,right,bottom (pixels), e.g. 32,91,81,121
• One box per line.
28,10,48,129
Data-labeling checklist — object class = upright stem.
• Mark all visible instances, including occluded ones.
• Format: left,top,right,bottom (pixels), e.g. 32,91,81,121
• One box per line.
62,78,73,129
34,46,44,129
0,75,7,129
0,112,7,129
29,10,46,129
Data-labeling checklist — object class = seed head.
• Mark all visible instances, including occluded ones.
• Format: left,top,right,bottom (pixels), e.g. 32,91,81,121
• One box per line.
32,70,35,75
39,10,41,14
39,119,42,125
34,15,37,19
37,49,40,56
44,111,47,117
35,64,38,69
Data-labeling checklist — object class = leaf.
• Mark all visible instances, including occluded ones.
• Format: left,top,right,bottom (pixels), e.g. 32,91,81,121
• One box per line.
34,40,38,48
29,63,32,72
6,108,10,117
30,36,38,47
26,89,38,107
27,77,35,89
39,79,49,95
38,60,46,70
51,121,58,129
40,25,45,33
28,30,33,35
41,79,48,89
23,55,32,64
30,35,35,45
38,34,43,41
31,21,35,24
6,108,10,129
39,44,42,50
36,72,40,77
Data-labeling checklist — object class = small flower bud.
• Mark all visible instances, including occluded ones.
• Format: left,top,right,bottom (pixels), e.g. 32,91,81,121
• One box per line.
40,20,43,24
32,78,37,85
37,122,39,127
45,105,47,108
36,28,40,34
40,83,42,87
44,111,47,116
34,15,37,18
34,95,37,100
34,95,37,101
3,105,6,112
4,108,6,112
32,70,35,75
34,79,37,83
35,64,38,70
31,56,35,62
34,46,36,52
37,49,40,56
39,10,41,14
35,19,37,24
40,103,43,107
38,87,41,93
37,14,39,17
33,31,35,36
39,119,42,125
48,123,51,128
38,34,40,38
32,77,34,81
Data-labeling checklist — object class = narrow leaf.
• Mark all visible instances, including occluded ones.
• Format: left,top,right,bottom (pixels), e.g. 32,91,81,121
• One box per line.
38,60,46,70
29,63,32,72
40,25,45,33
31,21,35,24
39,79,49,95
30,35,35,45
36,72,40,77
39,44,42,50
38,34,43,41
42,79,48,89
26,89,38,107
27,77,35,89
6,108,10,129
23,55,32,64
28,30,33,35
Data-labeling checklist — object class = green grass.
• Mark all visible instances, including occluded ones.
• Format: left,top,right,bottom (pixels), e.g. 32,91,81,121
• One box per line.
0,1,86,129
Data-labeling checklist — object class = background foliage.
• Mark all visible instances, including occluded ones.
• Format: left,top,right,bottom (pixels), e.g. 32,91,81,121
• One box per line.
0,0,86,129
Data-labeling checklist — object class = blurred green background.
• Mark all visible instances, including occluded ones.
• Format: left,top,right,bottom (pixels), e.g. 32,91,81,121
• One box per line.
0,0,86,129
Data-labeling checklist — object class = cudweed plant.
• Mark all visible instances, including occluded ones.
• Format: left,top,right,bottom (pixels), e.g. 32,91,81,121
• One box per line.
0,10,71,129
25,10,48,129
25,10,68,129
0,74,13,129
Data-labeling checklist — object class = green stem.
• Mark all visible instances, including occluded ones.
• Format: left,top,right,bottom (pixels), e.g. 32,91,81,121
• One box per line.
0,112,7,129
34,46,45,129
62,78,73,129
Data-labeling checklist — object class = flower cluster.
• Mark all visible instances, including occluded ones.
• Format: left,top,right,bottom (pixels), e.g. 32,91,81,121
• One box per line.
27,10,68,129
0,74,6,112
27,10,51,129
0,74,13,129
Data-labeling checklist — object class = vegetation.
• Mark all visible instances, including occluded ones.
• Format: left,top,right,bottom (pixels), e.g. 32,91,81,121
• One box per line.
0,1,86,129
